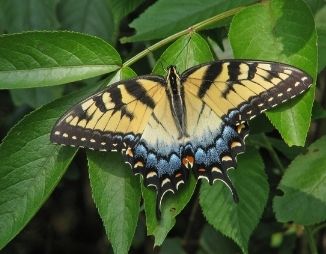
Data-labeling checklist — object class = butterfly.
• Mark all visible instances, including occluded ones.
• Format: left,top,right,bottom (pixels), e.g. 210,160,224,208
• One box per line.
51,60,312,218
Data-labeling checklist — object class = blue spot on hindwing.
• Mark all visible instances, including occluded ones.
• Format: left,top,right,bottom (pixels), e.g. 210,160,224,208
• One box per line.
195,148,207,166
146,153,157,168
207,147,219,164
215,138,229,161
134,143,147,158
157,159,169,176
223,125,239,141
123,134,136,143
169,154,181,170
225,109,239,122
156,154,181,177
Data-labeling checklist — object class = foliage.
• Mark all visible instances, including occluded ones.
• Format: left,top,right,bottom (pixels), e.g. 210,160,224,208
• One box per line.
0,0,325,253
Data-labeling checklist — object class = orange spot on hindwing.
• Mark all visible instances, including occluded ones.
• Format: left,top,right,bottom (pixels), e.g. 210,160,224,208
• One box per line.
182,156,194,169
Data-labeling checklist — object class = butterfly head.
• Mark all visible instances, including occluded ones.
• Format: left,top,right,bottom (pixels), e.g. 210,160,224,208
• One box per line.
167,65,181,86
167,65,176,70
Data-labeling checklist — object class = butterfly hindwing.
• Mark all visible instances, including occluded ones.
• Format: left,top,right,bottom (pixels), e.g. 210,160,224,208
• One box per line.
127,88,251,218
184,90,248,191
51,76,165,152
126,92,187,217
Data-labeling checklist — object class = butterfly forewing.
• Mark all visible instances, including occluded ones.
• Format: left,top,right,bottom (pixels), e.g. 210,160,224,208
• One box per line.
51,77,166,152
182,60,313,124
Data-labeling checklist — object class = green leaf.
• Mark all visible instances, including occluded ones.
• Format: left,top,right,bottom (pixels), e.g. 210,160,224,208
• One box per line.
249,115,274,134
108,0,144,25
143,33,213,246
122,0,256,42
312,101,326,120
199,149,268,254
159,238,186,254
0,93,84,247
11,86,64,108
142,176,196,246
273,136,326,225
153,33,214,74
88,152,141,254
87,67,141,254
107,66,137,84
268,137,304,160
303,0,326,14
0,67,111,248
229,0,317,146
315,5,326,72
58,0,115,43
0,0,59,32
247,134,304,161
198,224,240,254
208,36,234,60
0,31,121,89
0,0,64,109
0,8,4,33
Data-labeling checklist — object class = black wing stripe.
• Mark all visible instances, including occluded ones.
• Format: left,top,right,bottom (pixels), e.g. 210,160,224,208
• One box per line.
93,94,107,113
198,62,222,98
110,85,124,109
247,62,258,80
124,80,156,109
227,61,241,81
186,78,234,118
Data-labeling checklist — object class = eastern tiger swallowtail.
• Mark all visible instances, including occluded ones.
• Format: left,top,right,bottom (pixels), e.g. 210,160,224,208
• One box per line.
51,60,312,218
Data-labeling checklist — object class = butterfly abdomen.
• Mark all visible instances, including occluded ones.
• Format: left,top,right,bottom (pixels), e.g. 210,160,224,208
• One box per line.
166,66,188,137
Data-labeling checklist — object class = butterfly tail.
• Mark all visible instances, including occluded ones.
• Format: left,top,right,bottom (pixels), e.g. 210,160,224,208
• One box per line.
221,170,239,203
156,193,162,220
155,178,176,220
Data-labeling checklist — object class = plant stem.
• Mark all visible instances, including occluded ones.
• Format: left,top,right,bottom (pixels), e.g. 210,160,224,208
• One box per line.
312,221,326,235
305,226,318,254
182,198,199,247
123,6,245,67
260,134,285,173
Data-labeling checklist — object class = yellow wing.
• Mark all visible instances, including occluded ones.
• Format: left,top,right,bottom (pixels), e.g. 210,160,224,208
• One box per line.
126,92,182,217
182,60,312,124
176,60,312,208
51,76,165,151
127,88,249,218
183,89,247,190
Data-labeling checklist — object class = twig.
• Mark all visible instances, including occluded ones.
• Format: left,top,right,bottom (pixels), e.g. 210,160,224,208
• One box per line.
182,198,200,248
260,134,285,173
123,6,245,67
305,226,318,254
